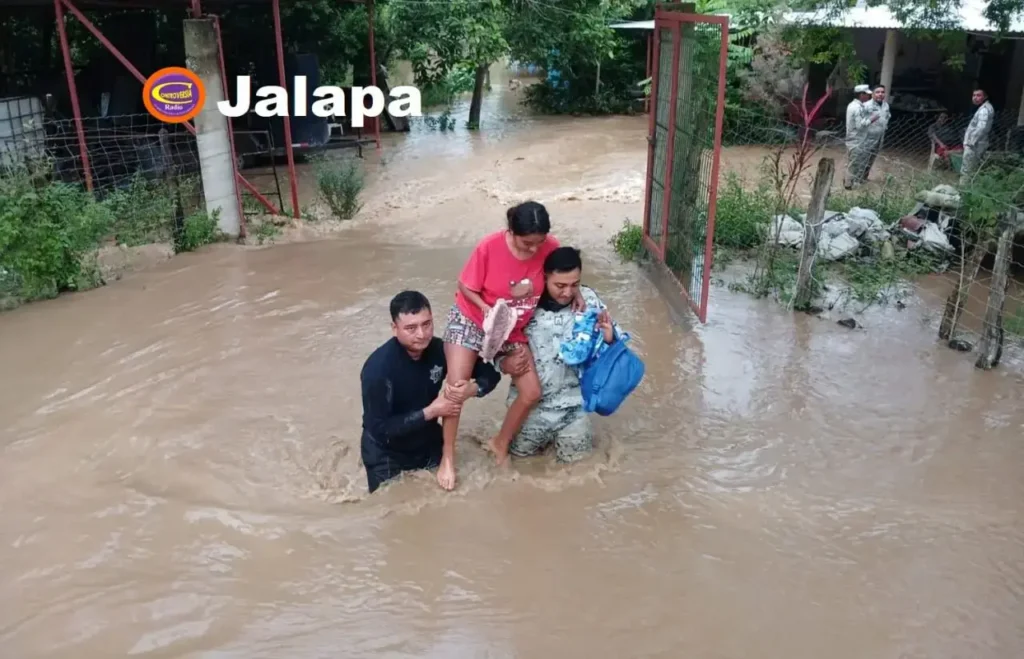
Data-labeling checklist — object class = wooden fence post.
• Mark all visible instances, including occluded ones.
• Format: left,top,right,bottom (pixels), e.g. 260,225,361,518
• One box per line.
793,157,835,311
975,209,1022,369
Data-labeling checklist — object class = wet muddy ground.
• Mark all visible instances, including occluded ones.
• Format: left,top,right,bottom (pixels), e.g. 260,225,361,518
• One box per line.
2,82,1024,658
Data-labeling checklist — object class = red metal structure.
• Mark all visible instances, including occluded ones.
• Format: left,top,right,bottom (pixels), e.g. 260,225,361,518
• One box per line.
641,8,729,323
43,0,382,228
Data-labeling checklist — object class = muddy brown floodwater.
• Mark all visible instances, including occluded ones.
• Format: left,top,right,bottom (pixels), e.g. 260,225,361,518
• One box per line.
3,83,1024,659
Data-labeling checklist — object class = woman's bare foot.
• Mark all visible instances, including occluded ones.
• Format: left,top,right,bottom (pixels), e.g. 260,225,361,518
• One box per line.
436,458,456,491
485,436,511,466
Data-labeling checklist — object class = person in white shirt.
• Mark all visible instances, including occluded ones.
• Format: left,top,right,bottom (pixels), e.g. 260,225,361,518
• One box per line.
843,84,874,189
861,85,891,183
960,88,995,187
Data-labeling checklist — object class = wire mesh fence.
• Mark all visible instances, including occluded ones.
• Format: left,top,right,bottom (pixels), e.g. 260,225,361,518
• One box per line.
0,108,225,309
704,88,1024,363
644,17,729,323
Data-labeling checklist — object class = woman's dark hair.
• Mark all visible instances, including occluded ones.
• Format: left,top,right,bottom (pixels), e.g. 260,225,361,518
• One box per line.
544,246,582,274
506,201,551,236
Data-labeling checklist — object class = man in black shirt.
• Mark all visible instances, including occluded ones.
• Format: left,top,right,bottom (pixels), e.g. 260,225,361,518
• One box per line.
361,291,502,493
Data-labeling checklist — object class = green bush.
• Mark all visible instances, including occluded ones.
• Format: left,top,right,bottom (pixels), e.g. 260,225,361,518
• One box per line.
609,219,644,262
0,170,113,304
176,209,221,252
316,159,364,220
714,173,776,250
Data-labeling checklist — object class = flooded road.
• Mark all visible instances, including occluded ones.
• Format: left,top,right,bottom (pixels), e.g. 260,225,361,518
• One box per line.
3,83,1024,658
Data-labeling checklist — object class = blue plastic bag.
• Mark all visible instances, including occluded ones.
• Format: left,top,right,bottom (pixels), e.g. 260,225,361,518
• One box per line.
580,337,645,416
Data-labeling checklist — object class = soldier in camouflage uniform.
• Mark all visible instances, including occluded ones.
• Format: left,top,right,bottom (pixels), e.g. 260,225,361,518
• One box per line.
496,247,622,463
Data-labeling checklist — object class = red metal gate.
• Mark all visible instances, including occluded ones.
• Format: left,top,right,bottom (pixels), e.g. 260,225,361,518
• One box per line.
641,9,729,324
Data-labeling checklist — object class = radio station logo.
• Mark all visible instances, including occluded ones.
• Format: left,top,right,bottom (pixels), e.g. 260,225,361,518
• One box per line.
143,67,205,123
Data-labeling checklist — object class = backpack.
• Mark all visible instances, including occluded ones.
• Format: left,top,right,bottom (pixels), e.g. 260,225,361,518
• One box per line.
580,337,645,416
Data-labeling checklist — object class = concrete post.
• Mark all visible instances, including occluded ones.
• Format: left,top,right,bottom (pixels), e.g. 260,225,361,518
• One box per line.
880,29,898,100
183,18,241,237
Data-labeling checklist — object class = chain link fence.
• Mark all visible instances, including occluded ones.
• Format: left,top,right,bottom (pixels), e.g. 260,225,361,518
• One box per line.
707,93,1024,363
0,107,222,310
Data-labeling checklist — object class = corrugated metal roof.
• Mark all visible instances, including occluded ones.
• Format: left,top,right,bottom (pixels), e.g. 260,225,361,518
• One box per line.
783,1,1024,33
609,14,734,31
610,20,655,30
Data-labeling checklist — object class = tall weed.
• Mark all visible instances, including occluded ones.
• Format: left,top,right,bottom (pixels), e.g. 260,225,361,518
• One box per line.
316,159,364,220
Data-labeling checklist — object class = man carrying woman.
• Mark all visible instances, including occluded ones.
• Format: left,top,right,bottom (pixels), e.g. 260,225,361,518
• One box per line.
439,201,586,490
497,246,622,463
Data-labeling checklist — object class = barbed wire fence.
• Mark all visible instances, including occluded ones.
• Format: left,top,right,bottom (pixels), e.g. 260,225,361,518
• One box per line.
705,96,1024,366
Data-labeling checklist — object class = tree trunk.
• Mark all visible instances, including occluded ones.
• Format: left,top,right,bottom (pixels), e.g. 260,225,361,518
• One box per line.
975,210,1022,369
793,158,835,311
468,64,488,130
938,236,989,341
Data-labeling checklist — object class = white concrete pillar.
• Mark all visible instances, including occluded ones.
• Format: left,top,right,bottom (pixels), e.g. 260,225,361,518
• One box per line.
183,18,241,237
880,29,898,99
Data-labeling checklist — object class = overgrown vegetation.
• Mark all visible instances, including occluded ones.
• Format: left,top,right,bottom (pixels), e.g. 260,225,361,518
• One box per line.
315,158,365,220
609,163,957,309
0,170,110,304
0,165,221,310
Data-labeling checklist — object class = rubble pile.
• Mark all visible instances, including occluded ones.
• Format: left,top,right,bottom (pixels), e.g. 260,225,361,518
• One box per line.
767,184,964,260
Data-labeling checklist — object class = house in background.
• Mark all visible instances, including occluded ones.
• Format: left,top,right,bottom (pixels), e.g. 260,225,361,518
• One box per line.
784,0,1024,150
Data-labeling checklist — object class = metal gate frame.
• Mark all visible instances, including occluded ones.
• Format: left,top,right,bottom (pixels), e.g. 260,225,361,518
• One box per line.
641,8,729,324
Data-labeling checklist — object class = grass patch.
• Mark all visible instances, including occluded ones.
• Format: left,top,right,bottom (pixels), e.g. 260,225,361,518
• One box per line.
315,158,364,220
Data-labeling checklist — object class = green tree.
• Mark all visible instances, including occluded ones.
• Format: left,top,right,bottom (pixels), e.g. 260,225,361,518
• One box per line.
504,0,645,114
389,0,508,128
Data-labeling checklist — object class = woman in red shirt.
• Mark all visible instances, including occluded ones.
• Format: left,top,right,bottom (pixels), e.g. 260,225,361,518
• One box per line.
438,202,581,490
